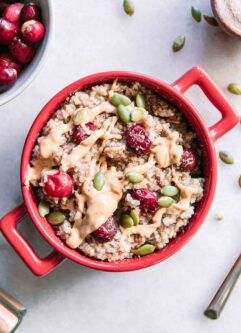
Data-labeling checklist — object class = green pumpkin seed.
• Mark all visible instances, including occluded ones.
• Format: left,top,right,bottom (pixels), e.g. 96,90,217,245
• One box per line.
172,35,185,52
110,93,132,106
130,209,139,225
38,201,50,217
117,104,131,124
158,196,175,208
47,211,65,225
125,171,144,184
134,244,156,256
73,109,85,125
219,151,234,164
123,0,134,16
204,15,218,26
93,171,105,191
161,185,179,197
131,107,145,122
214,213,223,221
227,83,241,95
121,214,134,228
191,6,202,22
135,92,145,108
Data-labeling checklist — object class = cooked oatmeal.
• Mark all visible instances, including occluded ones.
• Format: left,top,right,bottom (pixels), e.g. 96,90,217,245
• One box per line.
26,80,204,261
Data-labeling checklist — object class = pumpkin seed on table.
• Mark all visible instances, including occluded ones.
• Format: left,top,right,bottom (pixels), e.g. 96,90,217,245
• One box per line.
204,15,218,26
131,107,145,122
172,35,185,52
123,0,134,16
161,185,179,197
117,104,131,124
121,214,134,228
214,213,223,221
38,201,50,217
125,171,144,184
135,92,145,108
158,196,175,208
134,244,155,256
219,151,234,164
47,211,65,225
73,109,84,125
110,93,132,106
130,209,139,225
227,83,241,95
93,171,105,190
191,6,202,22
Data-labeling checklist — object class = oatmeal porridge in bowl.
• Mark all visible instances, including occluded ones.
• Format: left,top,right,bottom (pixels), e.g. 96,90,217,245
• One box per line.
26,79,204,261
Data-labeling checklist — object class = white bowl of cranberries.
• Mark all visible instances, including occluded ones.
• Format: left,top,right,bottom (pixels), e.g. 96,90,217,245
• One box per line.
0,0,52,105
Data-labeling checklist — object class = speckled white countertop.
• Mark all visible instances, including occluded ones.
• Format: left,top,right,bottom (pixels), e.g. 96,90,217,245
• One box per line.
1,0,241,332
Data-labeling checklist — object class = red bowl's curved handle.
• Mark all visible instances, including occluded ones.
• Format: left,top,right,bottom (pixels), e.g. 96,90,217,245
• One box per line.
0,204,65,276
171,67,239,141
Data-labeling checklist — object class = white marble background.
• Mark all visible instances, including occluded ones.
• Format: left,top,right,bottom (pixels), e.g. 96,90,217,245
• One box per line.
0,0,241,332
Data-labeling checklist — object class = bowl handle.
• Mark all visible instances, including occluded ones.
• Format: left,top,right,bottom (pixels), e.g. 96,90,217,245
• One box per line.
0,204,65,276
171,66,239,141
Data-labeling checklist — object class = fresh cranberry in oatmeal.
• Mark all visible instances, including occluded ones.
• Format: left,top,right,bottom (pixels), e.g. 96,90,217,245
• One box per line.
72,122,96,144
131,189,158,213
91,218,117,243
44,171,73,198
181,149,197,171
126,125,151,155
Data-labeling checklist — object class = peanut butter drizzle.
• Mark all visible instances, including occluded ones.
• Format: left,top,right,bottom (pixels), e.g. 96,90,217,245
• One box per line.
25,158,56,186
125,154,155,175
151,131,183,168
39,123,70,159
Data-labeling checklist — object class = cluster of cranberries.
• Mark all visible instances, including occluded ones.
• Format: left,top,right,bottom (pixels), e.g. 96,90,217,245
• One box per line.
0,1,45,92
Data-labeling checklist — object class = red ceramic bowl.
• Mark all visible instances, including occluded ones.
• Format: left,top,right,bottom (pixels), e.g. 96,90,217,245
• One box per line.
0,67,239,276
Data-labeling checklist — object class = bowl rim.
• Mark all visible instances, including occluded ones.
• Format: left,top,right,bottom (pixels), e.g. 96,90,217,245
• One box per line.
20,71,217,272
0,0,54,106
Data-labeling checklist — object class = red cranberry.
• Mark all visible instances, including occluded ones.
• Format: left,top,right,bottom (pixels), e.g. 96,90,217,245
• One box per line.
3,3,24,25
180,149,197,171
9,36,35,63
0,52,21,73
126,125,152,155
0,66,17,92
21,19,45,43
44,171,73,198
131,189,158,213
0,2,9,15
0,18,19,45
72,122,96,144
91,218,117,243
20,2,41,23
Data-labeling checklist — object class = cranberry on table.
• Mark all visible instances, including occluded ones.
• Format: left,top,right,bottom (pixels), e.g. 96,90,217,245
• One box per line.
0,18,19,45
91,218,117,243
20,2,41,23
21,19,45,43
0,66,17,92
3,3,24,25
180,148,197,171
44,171,73,198
72,122,96,144
126,124,152,155
9,36,35,63
131,188,158,213
0,52,21,73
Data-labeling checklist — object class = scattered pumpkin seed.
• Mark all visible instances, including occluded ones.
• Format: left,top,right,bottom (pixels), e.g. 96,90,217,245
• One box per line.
125,171,144,184
219,151,234,164
135,92,145,108
93,171,105,191
130,209,139,225
131,107,145,122
38,201,50,217
191,6,202,22
214,213,223,221
172,35,185,52
227,83,241,95
158,196,175,208
121,214,134,228
134,244,156,256
73,109,85,125
123,0,134,16
161,185,179,197
117,104,131,124
239,175,241,187
110,93,132,106
204,15,218,26
47,211,65,225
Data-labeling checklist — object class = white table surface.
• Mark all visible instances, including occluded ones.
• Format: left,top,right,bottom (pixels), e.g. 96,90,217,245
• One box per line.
1,0,241,332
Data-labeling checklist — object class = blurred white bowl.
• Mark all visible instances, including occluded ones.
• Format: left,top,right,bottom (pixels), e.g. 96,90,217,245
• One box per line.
0,0,53,106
